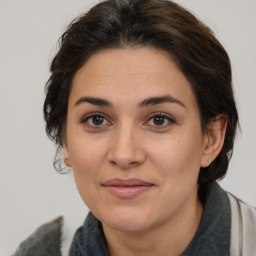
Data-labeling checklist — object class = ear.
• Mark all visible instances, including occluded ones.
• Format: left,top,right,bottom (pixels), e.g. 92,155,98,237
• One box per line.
201,114,228,168
62,142,72,167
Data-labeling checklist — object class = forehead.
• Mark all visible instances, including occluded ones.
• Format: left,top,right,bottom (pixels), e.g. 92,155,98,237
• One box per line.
70,47,197,109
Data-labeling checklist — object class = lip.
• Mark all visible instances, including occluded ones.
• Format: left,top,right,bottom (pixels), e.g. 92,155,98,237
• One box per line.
102,178,154,199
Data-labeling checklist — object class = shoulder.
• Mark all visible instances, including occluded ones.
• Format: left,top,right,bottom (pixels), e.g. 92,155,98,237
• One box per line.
227,192,256,255
227,192,256,221
12,216,63,256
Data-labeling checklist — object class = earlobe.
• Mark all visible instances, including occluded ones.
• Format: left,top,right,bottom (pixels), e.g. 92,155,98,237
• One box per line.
63,143,72,167
201,114,228,167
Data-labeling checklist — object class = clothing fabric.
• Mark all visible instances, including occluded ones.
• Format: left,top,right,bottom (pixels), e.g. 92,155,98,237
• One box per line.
12,216,63,256
69,213,110,256
228,192,256,255
181,182,230,255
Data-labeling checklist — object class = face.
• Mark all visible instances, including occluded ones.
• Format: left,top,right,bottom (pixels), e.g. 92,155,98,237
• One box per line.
64,48,209,233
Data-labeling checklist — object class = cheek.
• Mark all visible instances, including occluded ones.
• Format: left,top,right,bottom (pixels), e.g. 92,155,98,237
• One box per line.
68,132,108,168
68,136,109,191
148,135,202,207
68,139,109,210
148,131,203,181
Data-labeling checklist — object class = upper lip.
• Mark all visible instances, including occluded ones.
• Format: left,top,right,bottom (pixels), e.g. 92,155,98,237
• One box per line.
102,178,153,187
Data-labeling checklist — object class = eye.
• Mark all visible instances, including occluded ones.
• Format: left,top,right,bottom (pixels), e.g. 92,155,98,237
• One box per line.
146,113,175,128
81,113,111,128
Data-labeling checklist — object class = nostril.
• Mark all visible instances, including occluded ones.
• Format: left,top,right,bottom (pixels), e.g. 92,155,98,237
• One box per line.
109,159,139,169
110,160,117,166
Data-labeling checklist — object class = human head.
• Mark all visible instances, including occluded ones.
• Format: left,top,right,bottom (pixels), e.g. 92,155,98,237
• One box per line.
44,0,238,183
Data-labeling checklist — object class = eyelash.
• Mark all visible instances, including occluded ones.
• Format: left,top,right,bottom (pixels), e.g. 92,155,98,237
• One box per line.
146,112,175,128
80,112,175,130
80,113,111,129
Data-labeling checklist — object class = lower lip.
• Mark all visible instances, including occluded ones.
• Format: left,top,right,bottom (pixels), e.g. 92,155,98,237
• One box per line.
104,185,153,199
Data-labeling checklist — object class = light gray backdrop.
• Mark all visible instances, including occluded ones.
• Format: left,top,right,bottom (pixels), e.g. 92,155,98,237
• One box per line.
0,0,255,255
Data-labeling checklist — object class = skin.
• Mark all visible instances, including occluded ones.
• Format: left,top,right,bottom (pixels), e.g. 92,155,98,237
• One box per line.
63,48,227,256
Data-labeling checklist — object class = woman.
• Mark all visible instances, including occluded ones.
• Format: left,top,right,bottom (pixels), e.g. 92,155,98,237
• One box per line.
24,0,255,255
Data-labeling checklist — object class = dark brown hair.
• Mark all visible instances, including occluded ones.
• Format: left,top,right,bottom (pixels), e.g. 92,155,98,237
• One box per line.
44,0,239,183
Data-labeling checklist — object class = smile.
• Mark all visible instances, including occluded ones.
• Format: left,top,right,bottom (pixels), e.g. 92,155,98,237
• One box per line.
102,178,154,199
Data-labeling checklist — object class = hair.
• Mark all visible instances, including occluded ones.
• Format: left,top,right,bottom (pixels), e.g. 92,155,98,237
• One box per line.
44,0,239,183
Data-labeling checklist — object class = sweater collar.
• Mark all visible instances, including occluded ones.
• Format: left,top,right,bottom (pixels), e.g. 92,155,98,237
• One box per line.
182,182,231,256
69,212,110,256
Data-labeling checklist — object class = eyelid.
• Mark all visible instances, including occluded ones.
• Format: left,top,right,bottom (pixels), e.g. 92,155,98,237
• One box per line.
148,112,174,119
80,112,109,121
145,112,175,127
80,112,113,130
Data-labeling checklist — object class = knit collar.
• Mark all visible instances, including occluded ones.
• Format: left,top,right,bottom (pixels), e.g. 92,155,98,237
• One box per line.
69,212,109,256
182,182,231,256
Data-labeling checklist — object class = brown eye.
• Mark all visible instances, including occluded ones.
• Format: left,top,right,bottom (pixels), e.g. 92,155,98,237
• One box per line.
153,116,165,126
92,115,104,125
146,113,175,128
81,113,110,128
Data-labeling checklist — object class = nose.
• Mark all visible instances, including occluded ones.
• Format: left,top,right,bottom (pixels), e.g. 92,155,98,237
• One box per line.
108,126,146,169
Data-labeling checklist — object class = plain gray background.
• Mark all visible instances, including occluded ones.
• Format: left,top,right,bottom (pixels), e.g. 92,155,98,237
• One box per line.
0,0,255,255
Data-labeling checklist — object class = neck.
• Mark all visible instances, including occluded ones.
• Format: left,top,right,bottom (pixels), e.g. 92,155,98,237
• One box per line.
103,186,203,256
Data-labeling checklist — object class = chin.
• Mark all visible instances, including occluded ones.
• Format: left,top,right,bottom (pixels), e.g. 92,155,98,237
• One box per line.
106,218,151,233
98,206,153,233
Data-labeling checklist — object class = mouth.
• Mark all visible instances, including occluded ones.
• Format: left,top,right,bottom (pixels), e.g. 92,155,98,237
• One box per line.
102,178,154,199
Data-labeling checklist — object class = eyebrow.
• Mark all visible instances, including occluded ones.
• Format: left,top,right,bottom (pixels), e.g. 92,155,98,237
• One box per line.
139,95,185,108
74,97,112,107
74,95,185,108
